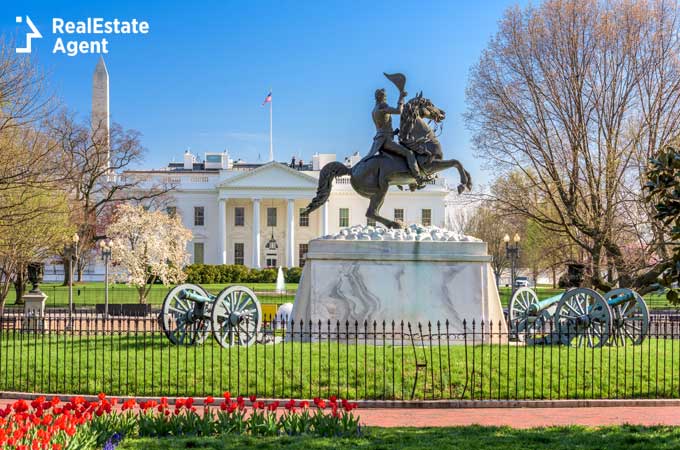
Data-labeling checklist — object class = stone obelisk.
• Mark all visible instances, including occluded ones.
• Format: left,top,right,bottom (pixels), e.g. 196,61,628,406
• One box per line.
92,56,110,166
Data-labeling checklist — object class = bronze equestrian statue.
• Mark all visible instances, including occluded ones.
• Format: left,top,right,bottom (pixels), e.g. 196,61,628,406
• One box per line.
303,73,472,229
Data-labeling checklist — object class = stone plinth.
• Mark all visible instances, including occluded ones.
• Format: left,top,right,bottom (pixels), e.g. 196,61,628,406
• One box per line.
290,225,507,341
22,291,47,332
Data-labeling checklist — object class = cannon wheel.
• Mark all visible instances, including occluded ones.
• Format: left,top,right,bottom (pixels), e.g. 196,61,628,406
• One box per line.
211,286,262,348
555,288,612,348
161,284,212,345
509,287,546,340
605,288,649,346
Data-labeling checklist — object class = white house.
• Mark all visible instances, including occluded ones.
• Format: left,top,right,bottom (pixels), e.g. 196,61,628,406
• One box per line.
122,150,454,268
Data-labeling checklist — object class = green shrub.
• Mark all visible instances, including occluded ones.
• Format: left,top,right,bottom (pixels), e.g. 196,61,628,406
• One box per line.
284,267,303,283
183,264,298,284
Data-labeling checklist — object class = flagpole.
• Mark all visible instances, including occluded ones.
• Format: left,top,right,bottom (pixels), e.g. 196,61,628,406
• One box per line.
269,88,273,162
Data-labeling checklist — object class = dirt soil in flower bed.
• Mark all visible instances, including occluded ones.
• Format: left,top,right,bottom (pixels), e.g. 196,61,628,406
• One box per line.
118,425,680,450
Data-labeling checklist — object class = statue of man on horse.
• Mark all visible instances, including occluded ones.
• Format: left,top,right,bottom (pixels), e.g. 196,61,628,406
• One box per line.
303,72,472,229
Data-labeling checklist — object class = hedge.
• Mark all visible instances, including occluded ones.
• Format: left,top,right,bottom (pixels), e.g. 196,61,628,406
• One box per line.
184,264,302,284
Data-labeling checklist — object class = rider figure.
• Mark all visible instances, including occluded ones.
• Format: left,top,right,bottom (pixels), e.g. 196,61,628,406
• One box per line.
367,88,423,183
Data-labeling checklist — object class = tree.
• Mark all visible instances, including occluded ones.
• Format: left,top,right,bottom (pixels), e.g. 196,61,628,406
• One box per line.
644,144,680,304
0,38,62,224
464,204,513,287
0,187,74,312
107,204,192,303
466,0,680,291
51,111,171,283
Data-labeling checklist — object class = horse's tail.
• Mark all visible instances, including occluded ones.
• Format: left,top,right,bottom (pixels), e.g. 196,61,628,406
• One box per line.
303,162,351,215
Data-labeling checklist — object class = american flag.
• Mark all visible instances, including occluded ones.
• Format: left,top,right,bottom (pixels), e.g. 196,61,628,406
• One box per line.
262,91,272,105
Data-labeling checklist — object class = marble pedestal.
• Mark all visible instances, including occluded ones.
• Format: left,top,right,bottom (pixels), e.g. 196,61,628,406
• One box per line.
22,290,47,332
290,229,507,342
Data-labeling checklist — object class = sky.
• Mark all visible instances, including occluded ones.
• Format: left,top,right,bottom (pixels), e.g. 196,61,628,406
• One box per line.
2,0,525,185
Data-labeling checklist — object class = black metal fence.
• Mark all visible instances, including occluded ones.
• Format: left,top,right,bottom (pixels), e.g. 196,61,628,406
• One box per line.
1,310,679,401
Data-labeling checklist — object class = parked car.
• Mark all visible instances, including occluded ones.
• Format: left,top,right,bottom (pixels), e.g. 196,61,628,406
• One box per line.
515,276,530,288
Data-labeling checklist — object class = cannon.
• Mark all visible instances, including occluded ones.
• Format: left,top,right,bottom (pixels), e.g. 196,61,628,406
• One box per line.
509,286,649,347
161,284,262,348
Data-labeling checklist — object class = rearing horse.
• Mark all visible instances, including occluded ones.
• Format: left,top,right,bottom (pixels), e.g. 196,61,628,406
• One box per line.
303,94,472,229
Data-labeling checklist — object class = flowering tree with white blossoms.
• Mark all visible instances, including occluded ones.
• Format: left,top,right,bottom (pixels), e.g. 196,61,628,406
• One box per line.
107,204,192,303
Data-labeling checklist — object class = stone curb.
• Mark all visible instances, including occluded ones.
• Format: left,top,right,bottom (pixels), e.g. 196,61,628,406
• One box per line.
2,391,680,408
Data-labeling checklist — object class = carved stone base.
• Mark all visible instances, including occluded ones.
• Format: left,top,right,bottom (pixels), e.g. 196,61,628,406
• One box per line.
22,291,47,332
290,227,507,342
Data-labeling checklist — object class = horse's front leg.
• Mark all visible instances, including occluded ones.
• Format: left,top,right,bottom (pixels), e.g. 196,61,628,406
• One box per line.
425,158,471,193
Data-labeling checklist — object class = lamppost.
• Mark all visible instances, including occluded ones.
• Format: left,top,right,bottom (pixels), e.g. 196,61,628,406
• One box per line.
504,233,521,296
99,239,112,317
65,233,79,326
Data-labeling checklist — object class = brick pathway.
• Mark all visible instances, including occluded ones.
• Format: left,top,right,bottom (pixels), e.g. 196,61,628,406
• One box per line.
2,396,680,428
354,406,680,428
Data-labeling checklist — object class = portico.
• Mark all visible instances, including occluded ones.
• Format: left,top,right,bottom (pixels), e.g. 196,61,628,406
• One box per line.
216,162,320,268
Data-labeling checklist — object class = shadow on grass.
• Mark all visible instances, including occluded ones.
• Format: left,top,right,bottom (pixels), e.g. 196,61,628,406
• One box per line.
117,425,680,450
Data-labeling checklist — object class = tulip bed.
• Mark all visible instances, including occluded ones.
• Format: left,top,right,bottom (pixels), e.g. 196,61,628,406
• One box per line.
0,394,360,450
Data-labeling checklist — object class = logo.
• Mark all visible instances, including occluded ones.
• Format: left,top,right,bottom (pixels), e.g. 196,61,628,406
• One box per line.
16,16,43,53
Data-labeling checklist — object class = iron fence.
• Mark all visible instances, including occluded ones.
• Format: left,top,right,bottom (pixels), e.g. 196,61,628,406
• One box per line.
1,310,679,401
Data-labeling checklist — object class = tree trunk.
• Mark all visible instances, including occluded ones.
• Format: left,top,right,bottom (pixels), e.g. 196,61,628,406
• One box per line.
14,270,27,305
552,266,557,288
589,243,611,291
62,259,70,286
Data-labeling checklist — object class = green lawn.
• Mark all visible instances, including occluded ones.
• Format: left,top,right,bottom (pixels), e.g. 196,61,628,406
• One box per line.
117,425,680,450
3,283,676,310
4,282,298,307
2,332,677,400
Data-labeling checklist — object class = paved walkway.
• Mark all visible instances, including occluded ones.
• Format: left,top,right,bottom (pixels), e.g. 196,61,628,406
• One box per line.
3,396,680,428
355,406,680,428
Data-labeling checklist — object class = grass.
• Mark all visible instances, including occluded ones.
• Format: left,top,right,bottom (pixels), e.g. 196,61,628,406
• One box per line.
117,425,680,450
3,282,298,307
2,331,678,400
1,283,675,311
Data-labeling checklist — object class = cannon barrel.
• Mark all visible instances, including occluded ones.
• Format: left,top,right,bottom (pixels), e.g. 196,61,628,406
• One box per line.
527,293,563,315
606,290,636,307
178,289,213,303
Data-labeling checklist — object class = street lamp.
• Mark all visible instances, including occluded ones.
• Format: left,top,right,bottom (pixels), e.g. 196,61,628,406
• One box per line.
65,233,79,326
99,239,112,317
504,233,521,296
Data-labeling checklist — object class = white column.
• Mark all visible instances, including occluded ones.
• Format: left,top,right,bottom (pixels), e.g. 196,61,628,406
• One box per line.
252,198,261,268
218,199,227,264
321,202,329,236
286,199,295,267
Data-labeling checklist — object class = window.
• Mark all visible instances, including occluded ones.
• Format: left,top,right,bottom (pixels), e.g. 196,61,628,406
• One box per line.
267,207,277,227
339,208,349,227
234,207,244,226
299,208,309,227
394,208,404,222
265,257,277,268
367,217,376,227
422,209,432,226
234,243,244,265
194,206,205,226
299,243,308,267
206,154,222,163
193,243,204,264
166,206,176,217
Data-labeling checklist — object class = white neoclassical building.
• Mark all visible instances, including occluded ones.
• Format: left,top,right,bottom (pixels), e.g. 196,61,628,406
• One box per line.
123,150,455,268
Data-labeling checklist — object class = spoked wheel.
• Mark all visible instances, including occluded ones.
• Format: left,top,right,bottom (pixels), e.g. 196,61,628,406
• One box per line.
509,287,546,341
555,288,612,348
211,286,262,348
605,288,649,346
161,284,212,345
